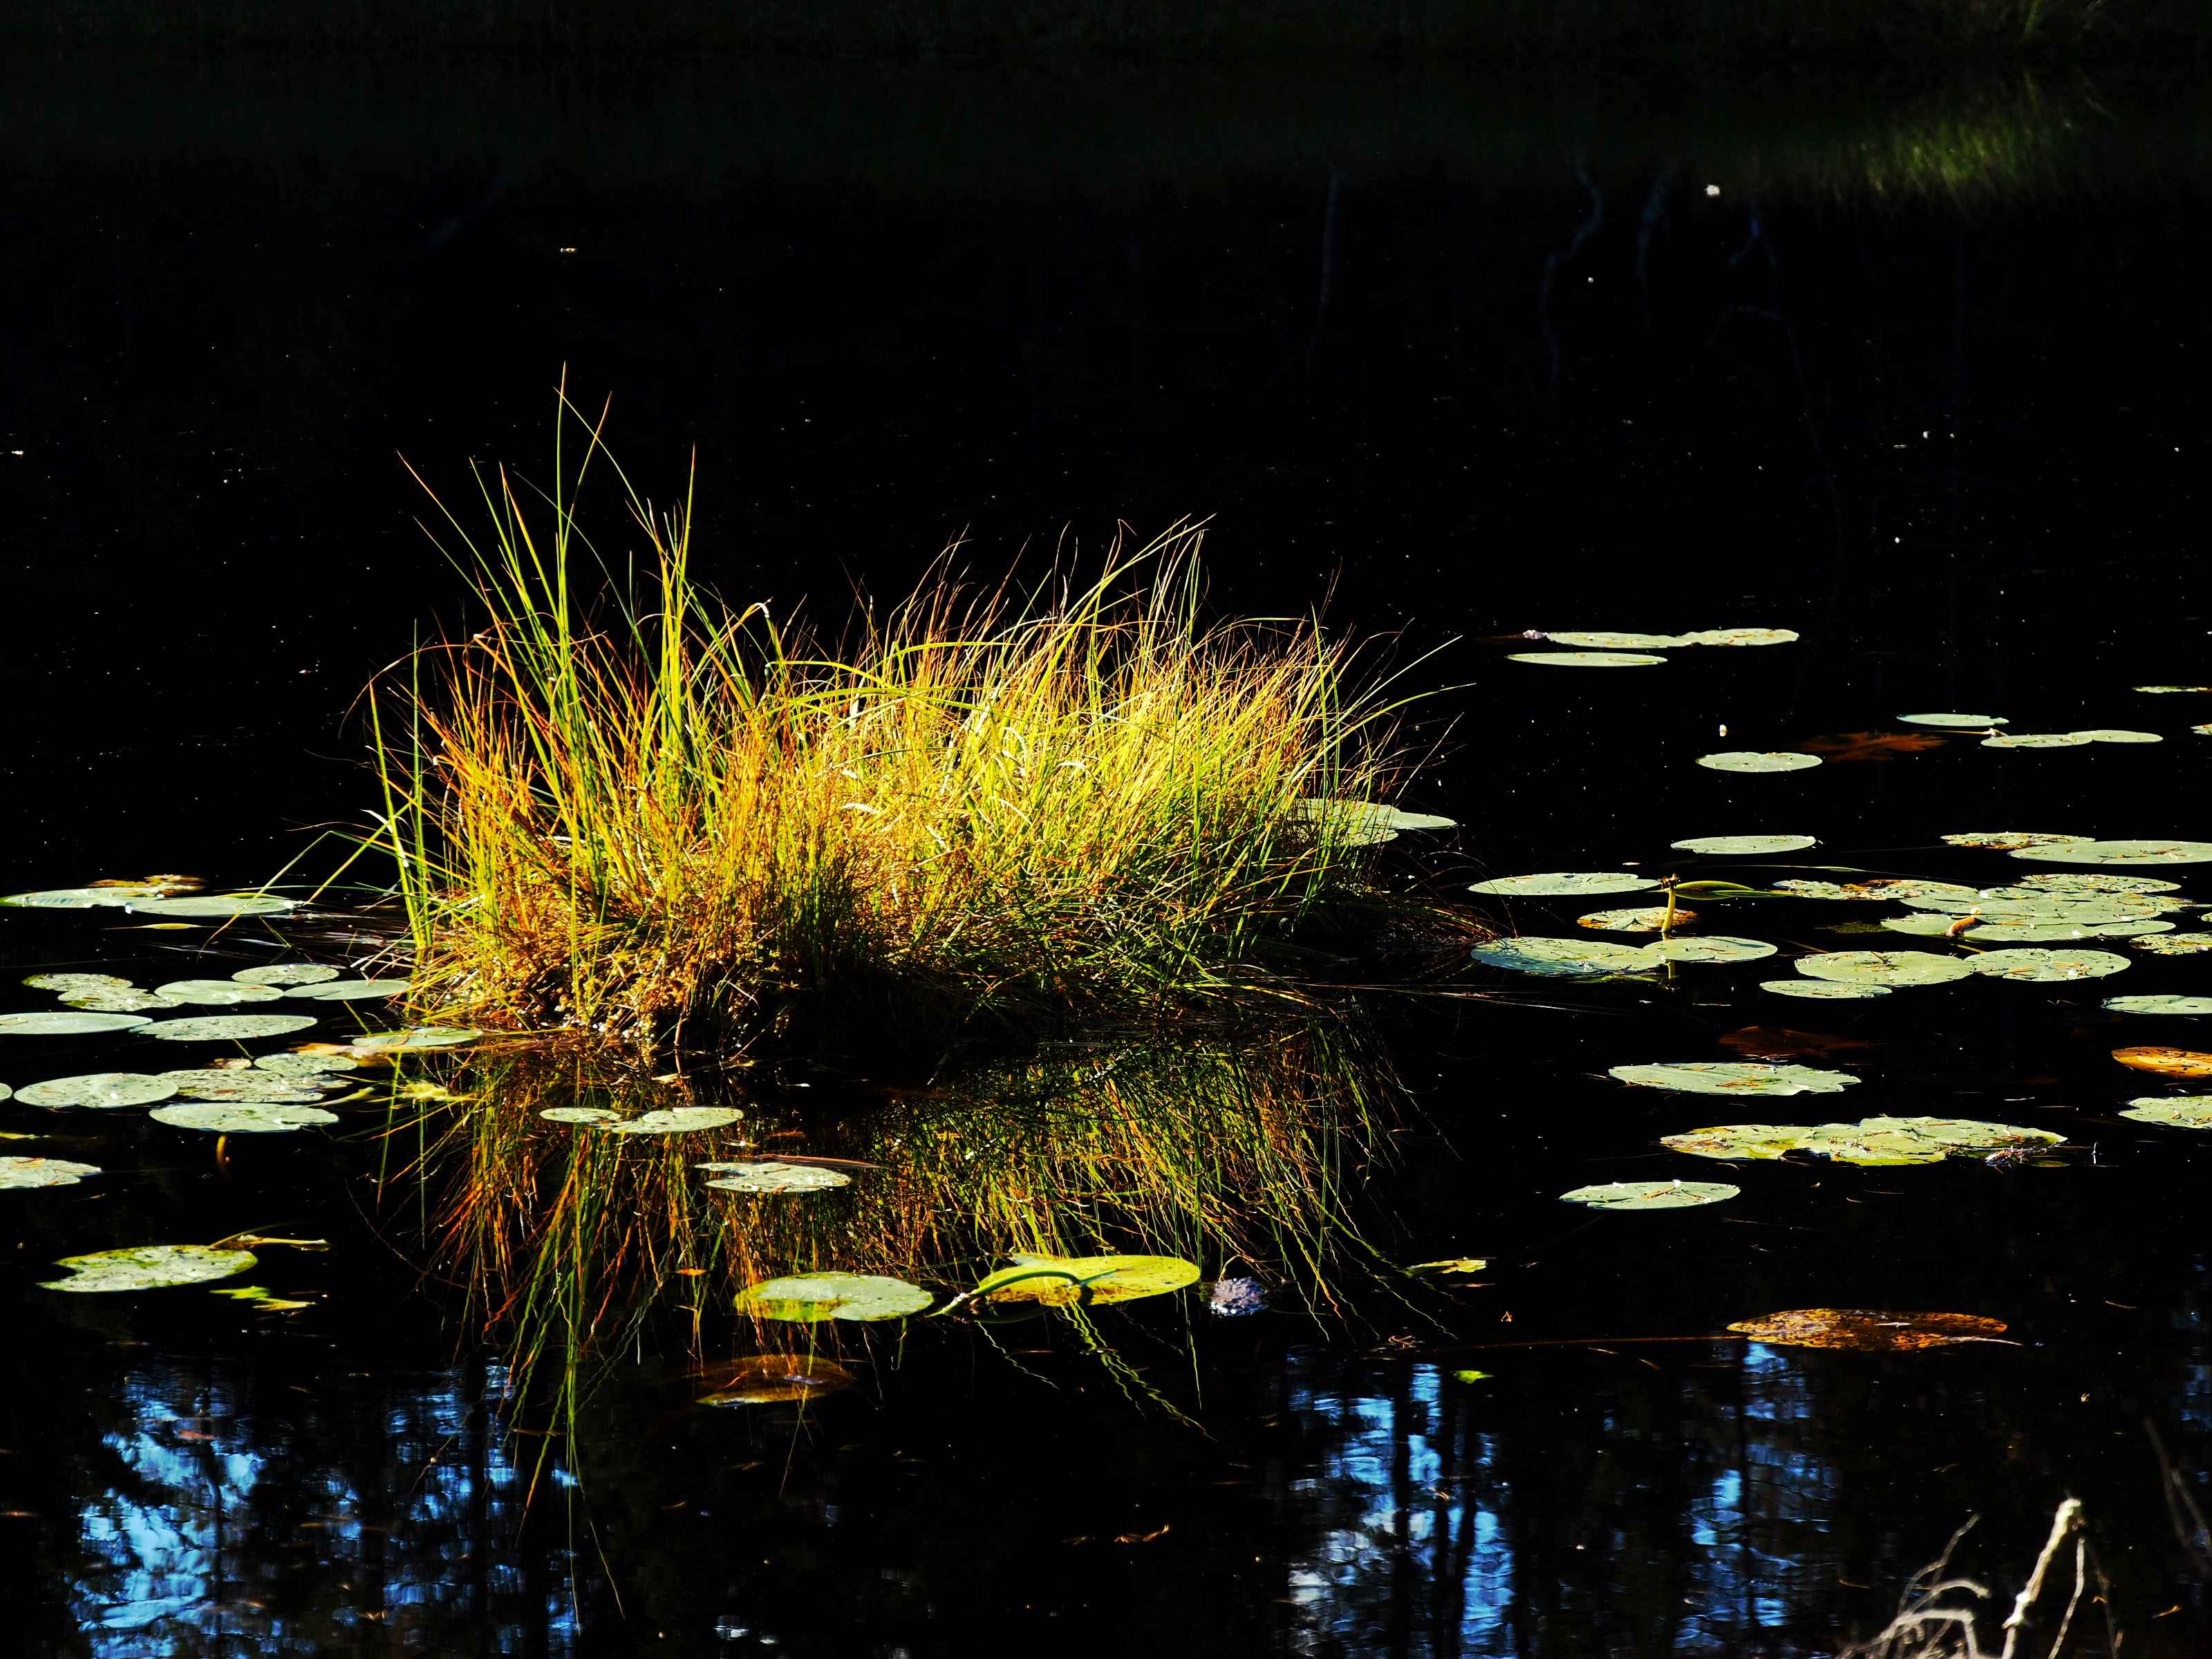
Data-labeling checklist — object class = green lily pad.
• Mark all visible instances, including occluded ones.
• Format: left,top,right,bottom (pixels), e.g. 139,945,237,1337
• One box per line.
2012,872,2182,894
138,1013,319,1042
1506,650,1667,667
1898,893,2172,925
0,1011,153,1035
1642,936,1778,964
0,1156,101,1190
158,1069,330,1103
735,1272,933,1322
2104,995,2212,1015
2136,686,2212,694
698,1161,852,1193
1559,1179,1738,1210
1467,872,1658,898
2133,932,2212,955
1983,732,2093,749
969,1252,1201,1309
1470,937,1659,975
2,885,169,910
540,1105,621,1125
2011,839,2212,867
1960,920,2171,944
2074,729,2164,744
1941,831,2087,850
232,964,341,986
1577,907,1695,933
1669,834,1818,855
1663,1116,2056,1166
698,1355,858,1407
353,1027,480,1051
1659,1123,1817,1159
40,1244,257,1293
23,973,133,993
1880,915,1974,938
152,979,285,1006
1759,979,1893,1000
1967,948,2130,983
1289,800,1456,841
1611,1061,1857,1096
1794,950,1974,987
1899,713,2007,728
1855,1115,2062,1152
59,988,178,1013
131,894,297,917
1684,628,1799,647
281,978,413,1002
151,1101,340,1133
253,1051,359,1076
607,1107,745,1135
1696,751,1822,773
2120,1097,2212,1129
1542,630,1695,650
15,1073,176,1109
2195,724,2212,735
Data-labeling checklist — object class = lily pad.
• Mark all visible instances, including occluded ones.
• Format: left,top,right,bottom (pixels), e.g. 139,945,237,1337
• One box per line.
698,1355,858,1407
540,1105,621,1125
131,894,297,917
152,979,285,1006
1856,1116,2063,1153
1959,920,2171,944
232,964,341,986
1642,937,1778,964
2113,1047,2212,1078
1727,1309,2009,1352
1659,1123,1819,1159
2074,729,2164,744
40,1243,257,1293
2013,872,2182,895
1898,713,2007,728
59,988,178,1013
353,1027,480,1051
968,1252,1201,1309
606,1106,745,1135
151,1100,340,1133
1611,1061,1857,1096
0,1156,101,1190
1982,732,2093,749
1470,937,1658,975
2,885,169,910
158,1069,329,1103
698,1161,852,1194
1669,834,1818,855
1506,650,1667,667
1941,831,2087,850
1965,948,2130,982
253,1051,359,1076
15,1073,176,1109
1560,1179,1738,1210
1793,950,1973,987
1289,799,1456,840
2120,1097,2212,1129
23,973,132,993
1467,872,1658,898
2011,839,2212,867
1577,907,1696,933
1898,892,2172,924
138,1013,319,1042
1543,630,1695,650
1759,979,1892,1000
2136,686,2212,694
2105,995,2212,1015
2133,933,2212,955
735,1272,932,1322
1696,751,1822,774
0,1011,153,1035
1684,627,1799,647
281,978,413,1002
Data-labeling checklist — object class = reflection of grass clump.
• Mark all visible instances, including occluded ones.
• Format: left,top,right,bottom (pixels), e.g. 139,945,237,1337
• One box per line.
373,406,1447,1054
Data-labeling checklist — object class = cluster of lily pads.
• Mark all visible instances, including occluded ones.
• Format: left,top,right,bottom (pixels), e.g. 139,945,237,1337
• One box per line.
1507,626,1799,668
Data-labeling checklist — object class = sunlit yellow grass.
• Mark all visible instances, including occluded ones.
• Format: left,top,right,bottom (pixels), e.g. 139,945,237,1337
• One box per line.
371,403,1440,1051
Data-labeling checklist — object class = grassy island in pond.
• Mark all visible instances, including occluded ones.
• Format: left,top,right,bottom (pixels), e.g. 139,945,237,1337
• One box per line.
371,413,1463,1054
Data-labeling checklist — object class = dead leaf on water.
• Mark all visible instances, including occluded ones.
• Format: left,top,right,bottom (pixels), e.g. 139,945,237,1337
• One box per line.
1800,731,1949,762
1727,1309,2014,1351
2113,1047,2212,1078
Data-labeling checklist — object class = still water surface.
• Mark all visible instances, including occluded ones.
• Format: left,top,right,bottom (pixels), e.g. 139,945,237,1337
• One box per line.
2,50,2210,1657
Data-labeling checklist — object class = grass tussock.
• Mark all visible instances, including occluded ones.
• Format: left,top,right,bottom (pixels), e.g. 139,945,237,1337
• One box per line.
374,404,1445,1054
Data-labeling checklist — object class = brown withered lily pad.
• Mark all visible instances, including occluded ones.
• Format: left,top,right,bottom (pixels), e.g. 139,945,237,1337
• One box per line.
1726,1309,2013,1352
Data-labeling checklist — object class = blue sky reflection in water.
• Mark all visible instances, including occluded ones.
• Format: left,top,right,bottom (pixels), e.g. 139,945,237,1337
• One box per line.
3,44,2212,1659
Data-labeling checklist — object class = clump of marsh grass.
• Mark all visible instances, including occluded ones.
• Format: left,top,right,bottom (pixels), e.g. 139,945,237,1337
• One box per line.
371,402,1449,1055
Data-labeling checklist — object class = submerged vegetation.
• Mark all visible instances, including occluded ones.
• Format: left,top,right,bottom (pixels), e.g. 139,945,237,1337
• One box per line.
371,407,1462,1055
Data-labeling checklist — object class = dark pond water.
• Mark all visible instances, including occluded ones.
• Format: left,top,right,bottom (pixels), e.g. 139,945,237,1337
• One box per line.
4,47,2212,1658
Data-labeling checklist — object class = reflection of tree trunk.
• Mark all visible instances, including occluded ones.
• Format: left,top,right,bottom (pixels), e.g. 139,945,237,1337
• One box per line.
1387,1361,1414,1659
1430,1376,1465,1657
